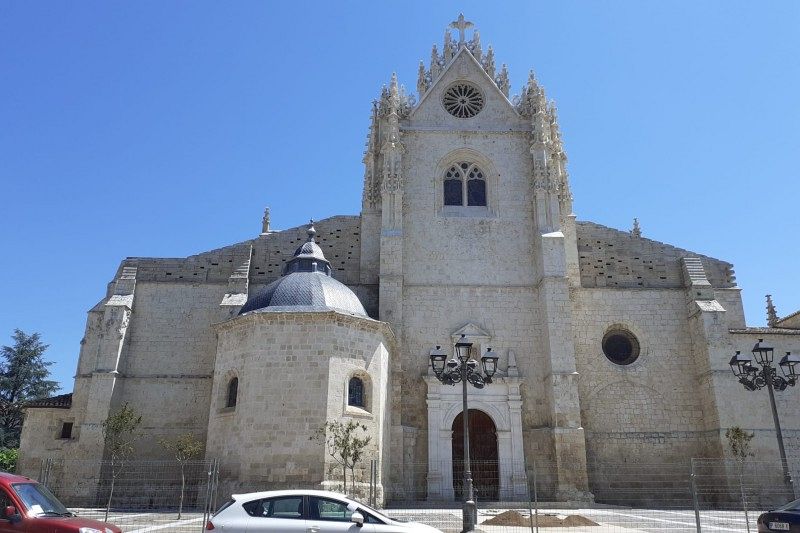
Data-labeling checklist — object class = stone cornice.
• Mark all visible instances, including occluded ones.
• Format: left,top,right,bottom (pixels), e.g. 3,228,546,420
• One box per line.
214,309,397,346
729,327,800,336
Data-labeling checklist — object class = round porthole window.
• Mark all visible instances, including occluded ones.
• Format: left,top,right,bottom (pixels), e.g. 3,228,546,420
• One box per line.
602,329,640,366
443,82,484,118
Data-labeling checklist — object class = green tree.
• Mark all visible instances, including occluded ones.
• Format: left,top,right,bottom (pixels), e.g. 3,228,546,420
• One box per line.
102,404,142,521
0,448,19,472
158,433,204,519
313,420,371,495
0,330,59,447
726,426,755,462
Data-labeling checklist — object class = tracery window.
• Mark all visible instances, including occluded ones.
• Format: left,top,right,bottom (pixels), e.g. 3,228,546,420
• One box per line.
226,377,239,408
443,83,484,118
348,377,365,408
444,162,486,207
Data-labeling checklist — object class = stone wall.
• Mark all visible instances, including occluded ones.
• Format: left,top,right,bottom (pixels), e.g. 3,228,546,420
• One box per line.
17,408,74,476
100,282,226,457
572,288,710,466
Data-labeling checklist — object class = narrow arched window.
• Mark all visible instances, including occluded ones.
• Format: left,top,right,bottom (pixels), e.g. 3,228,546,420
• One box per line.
444,162,486,207
348,377,364,408
467,165,486,206
226,377,238,408
444,165,463,206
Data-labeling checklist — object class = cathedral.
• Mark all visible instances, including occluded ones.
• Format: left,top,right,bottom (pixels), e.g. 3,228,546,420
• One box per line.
19,16,800,503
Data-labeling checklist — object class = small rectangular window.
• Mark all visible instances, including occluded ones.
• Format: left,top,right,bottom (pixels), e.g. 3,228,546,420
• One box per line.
60,422,73,439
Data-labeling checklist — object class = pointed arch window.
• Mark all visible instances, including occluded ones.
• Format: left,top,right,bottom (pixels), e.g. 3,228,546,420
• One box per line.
444,162,486,207
226,377,238,408
348,377,364,408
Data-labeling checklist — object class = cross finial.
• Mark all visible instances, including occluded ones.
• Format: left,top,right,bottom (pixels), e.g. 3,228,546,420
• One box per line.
449,13,473,47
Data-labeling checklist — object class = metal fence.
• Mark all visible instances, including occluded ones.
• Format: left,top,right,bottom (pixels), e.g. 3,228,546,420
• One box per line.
38,459,219,533
34,457,798,533
381,459,798,532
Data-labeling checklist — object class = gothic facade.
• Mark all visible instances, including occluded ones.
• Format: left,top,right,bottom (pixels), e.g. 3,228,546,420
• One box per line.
19,17,800,502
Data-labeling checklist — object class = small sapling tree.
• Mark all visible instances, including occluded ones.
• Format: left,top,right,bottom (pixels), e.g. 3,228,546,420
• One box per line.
102,404,142,521
726,426,755,463
726,426,755,532
313,420,371,495
158,433,204,519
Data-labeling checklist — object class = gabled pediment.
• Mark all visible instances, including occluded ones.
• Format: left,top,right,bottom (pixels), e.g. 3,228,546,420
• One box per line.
408,47,525,129
451,322,491,343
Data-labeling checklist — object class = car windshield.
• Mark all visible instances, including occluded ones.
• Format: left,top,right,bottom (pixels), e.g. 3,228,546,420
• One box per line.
11,483,70,516
777,498,800,511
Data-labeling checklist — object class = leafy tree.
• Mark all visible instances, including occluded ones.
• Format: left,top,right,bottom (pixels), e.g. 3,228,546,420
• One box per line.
0,330,59,447
313,420,371,494
158,433,204,519
102,404,142,521
726,426,755,462
0,448,19,472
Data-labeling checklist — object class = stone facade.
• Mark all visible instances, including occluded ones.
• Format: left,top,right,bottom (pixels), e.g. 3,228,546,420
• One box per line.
19,16,800,503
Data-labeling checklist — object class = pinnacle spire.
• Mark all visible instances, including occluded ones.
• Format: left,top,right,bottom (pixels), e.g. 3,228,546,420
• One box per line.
261,207,271,234
443,29,453,61
766,294,779,327
430,44,441,79
417,61,427,97
496,63,509,97
484,46,496,78
472,29,482,60
631,218,641,238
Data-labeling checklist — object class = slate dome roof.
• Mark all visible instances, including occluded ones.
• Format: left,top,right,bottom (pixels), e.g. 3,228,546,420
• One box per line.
239,221,367,318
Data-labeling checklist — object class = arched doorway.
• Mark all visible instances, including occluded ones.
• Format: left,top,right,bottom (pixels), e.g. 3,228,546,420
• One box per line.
452,409,499,500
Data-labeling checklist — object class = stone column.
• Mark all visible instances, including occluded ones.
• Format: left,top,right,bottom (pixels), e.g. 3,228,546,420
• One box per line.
507,380,529,499
425,377,444,499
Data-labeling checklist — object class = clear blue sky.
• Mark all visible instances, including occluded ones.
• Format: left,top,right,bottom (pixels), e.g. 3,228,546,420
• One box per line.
1,1,798,391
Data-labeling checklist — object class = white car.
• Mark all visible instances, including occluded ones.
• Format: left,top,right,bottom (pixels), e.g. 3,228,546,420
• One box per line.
206,489,442,533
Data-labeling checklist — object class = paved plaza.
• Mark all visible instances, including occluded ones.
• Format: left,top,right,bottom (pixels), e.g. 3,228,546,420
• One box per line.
71,506,761,533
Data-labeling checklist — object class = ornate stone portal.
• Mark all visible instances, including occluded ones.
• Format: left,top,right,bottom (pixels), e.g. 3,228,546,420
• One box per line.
424,327,528,501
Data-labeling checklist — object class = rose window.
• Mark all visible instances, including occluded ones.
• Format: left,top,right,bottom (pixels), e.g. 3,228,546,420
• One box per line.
443,83,484,118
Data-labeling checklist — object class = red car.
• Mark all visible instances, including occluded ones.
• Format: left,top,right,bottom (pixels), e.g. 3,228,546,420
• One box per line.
0,472,122,533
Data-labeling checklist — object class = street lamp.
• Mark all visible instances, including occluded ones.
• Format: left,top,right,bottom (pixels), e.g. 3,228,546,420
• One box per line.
430,334,498,533
728,339,798,492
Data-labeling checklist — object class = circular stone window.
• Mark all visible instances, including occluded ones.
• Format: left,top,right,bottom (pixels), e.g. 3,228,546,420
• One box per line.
443,82,484,118
602,329,641,365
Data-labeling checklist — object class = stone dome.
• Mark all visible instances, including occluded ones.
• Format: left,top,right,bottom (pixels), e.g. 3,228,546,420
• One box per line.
239,221,368,317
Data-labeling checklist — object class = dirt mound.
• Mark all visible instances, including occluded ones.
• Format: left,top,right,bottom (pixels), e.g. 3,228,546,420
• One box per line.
561,514,600,527
483,510,530,526
482,510,599,527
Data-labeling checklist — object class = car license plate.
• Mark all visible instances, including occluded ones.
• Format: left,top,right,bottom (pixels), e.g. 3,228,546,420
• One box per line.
769,522,790,531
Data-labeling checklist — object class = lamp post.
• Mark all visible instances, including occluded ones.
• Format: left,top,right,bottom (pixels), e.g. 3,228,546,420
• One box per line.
430,334,499,533
729,339,799,493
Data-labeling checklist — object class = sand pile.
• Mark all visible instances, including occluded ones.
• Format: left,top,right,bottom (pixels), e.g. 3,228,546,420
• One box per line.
482,510,599,527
